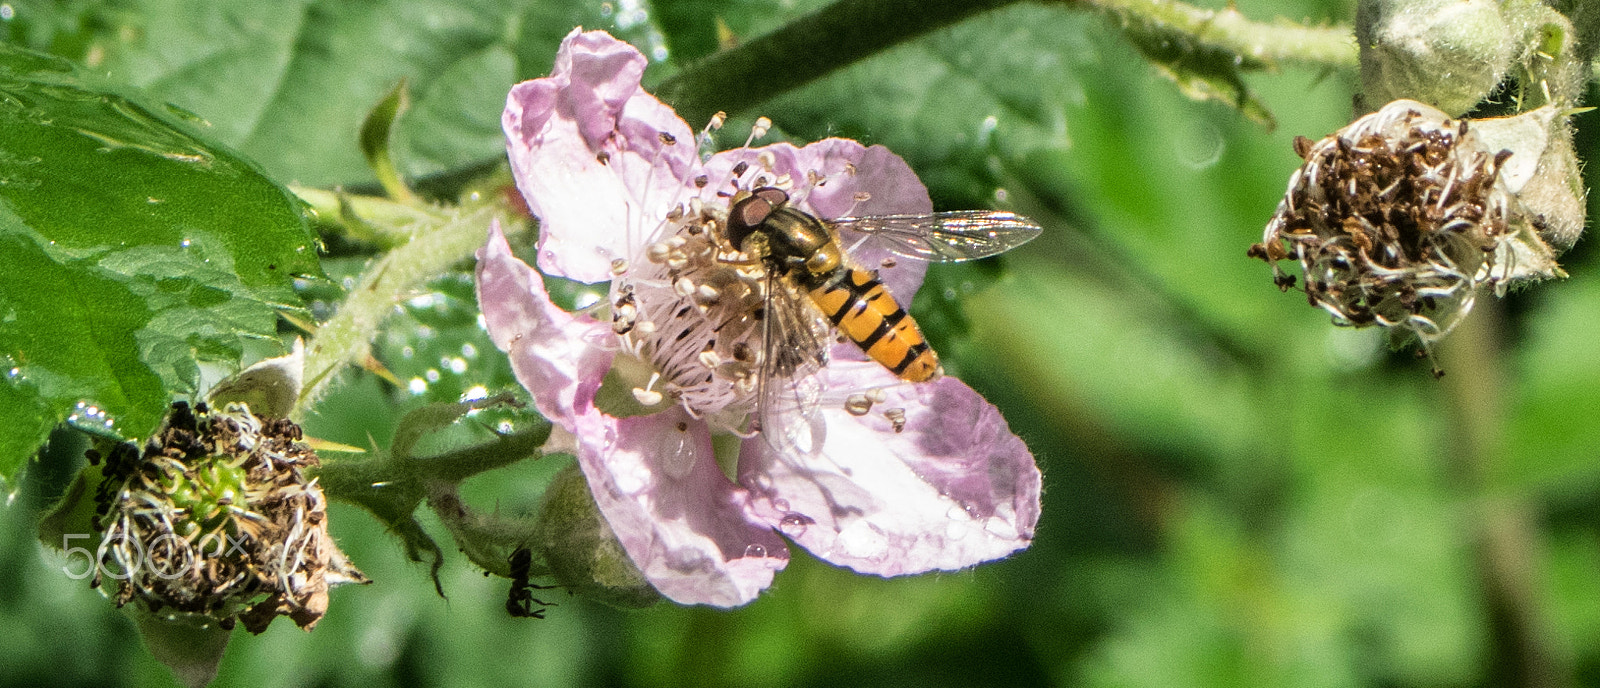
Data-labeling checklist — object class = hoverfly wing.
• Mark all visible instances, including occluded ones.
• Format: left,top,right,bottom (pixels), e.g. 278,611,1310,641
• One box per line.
829,211,1042,263
755,273,831,459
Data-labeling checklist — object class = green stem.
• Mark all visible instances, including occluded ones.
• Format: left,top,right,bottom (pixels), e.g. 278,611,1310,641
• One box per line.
655,0,1022,124
291,185,444,248
315,422,550,584
417,422,552,484
654,0,1355,124
316,414,549,499
427,483,551,579
1083,0,1357,68
1437,299,1571,687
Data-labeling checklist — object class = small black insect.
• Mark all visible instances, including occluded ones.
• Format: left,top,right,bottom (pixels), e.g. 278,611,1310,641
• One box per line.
505,547,558,619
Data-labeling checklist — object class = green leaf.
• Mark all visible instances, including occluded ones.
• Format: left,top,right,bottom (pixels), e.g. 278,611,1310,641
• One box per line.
0,43,318,479
66,0,657,186
358,78,417,203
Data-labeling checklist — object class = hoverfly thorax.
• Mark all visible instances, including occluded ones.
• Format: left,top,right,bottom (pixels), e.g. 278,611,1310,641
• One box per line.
726,187,843,282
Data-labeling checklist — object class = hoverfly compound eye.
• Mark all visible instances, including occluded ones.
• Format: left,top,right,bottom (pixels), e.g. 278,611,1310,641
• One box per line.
727,187,790,247
734,195,774,230
752,187,789,209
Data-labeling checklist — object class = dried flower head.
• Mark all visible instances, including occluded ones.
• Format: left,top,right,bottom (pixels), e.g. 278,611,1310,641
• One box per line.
1249,99,1561,346
90,401,366,633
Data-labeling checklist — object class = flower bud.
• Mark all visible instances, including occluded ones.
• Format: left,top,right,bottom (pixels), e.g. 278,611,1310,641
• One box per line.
533,464,660,608
1356,0,1513,116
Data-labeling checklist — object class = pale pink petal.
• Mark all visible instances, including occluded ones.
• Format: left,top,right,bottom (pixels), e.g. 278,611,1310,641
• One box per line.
476,220,613,432
575,406,789,607
701,140,932,299
503,29,698,283
739,361,1039,576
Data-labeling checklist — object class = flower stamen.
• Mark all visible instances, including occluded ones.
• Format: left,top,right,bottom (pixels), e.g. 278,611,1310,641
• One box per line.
742,117,772,148
632,372,665,406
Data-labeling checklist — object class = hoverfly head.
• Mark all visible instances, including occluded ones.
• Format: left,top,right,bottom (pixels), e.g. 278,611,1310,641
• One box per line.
725,186,791,252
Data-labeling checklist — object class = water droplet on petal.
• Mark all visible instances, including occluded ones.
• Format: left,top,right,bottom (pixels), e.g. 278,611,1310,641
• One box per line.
743,544,767,558
778,515,811,537
983,516,1020,541
772,499,790,512
946,519,969,541
747,472,774,491
660,432,695,479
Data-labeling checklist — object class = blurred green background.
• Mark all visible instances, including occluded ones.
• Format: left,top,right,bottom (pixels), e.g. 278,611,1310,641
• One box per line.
7,0,1600,686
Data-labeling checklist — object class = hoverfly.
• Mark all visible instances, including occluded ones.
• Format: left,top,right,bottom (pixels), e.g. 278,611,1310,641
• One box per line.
721,186,1041,456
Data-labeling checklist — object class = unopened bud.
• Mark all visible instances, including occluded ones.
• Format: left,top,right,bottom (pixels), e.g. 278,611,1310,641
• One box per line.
1356,0,1513,116
533,464,660,608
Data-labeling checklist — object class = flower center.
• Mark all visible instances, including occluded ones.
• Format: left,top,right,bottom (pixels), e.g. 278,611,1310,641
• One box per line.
608,194,770,430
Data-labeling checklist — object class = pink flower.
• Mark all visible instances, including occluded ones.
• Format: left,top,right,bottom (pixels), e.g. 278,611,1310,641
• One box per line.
476,28,1042,607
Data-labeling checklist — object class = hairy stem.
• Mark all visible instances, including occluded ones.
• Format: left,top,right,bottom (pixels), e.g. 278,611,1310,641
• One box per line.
292,200,527,415
427,483,551,579
1084,0,1357,68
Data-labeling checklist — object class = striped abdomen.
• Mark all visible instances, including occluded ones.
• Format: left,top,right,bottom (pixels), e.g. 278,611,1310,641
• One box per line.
808,268,940,382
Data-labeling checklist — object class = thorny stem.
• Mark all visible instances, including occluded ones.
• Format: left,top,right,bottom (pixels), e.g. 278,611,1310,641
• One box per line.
314,400,550,511
315,422,550,492
654,0,1354,124
1437,299,1571,687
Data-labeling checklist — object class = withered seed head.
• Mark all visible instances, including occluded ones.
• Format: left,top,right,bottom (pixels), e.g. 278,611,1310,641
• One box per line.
1249,99,1561,345
92,401,367,634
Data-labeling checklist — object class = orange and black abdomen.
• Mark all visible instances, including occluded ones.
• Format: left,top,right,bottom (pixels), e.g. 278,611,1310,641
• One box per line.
808,268,940,382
